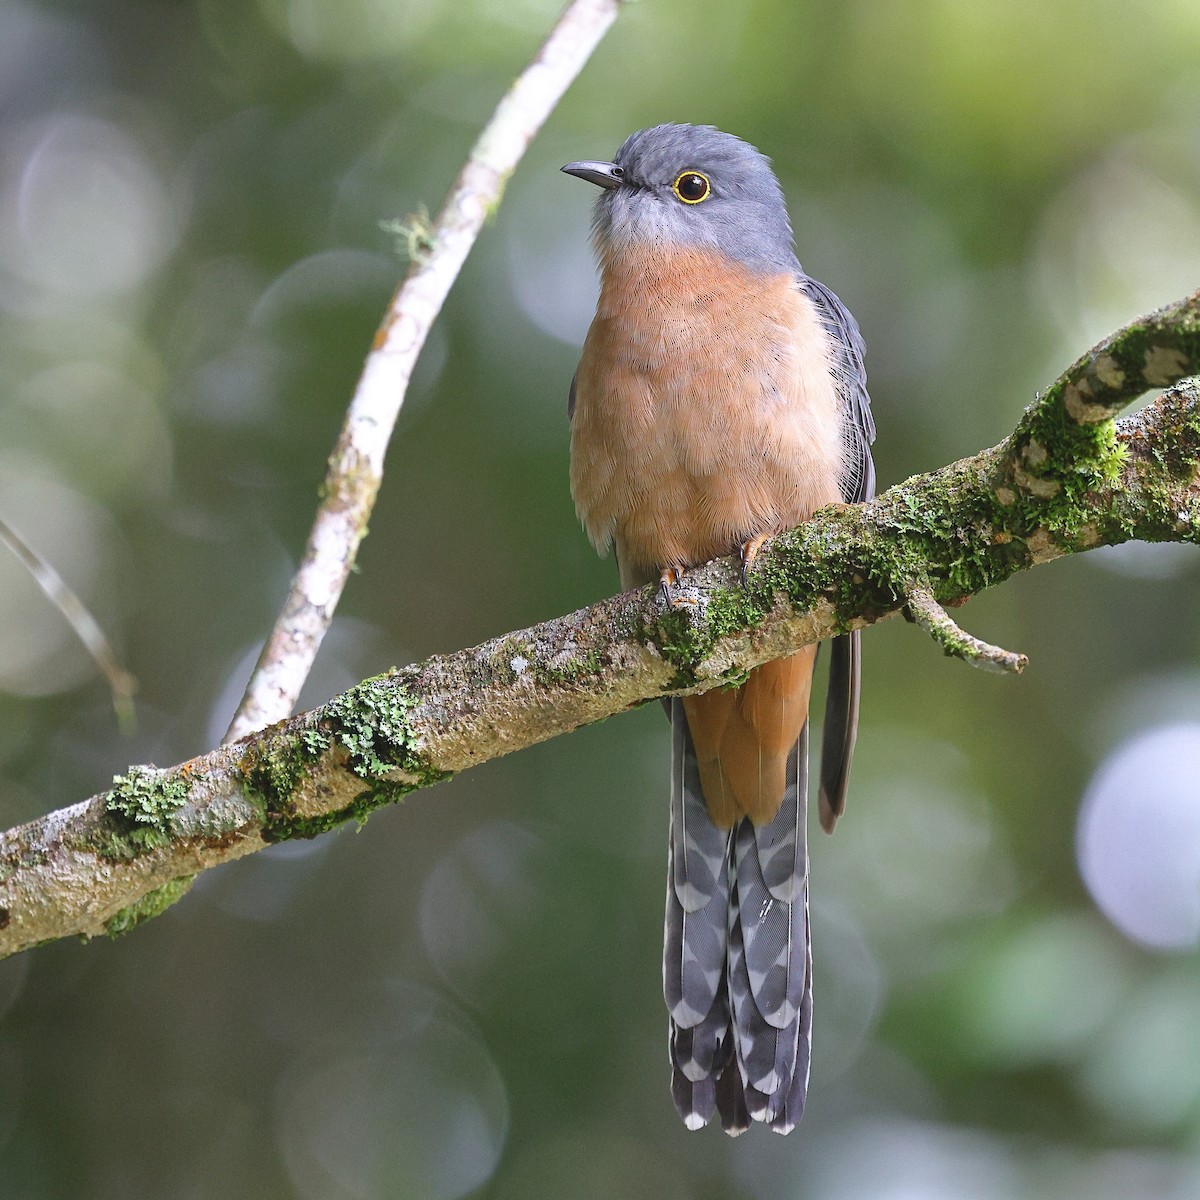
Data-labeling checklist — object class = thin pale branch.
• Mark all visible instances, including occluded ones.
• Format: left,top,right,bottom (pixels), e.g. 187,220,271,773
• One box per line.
0,517,137,729
224,0,626,744
1,294,1198,960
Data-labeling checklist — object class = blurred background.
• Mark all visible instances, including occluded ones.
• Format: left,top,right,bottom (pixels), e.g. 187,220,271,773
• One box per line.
1,0,1199,1196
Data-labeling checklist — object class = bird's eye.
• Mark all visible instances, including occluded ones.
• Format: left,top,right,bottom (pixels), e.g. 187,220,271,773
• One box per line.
672,171,711,204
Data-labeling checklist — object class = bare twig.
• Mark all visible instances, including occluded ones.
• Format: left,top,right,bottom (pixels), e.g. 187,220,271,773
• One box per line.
904,580,1027,674
224,0,626,744
0,517,137,729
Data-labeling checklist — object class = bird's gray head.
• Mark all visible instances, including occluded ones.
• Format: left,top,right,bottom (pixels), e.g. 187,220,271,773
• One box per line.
562,124,798,276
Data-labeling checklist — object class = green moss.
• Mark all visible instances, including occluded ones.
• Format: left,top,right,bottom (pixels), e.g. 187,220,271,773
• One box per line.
93,827,171,859
1145,383,1200,481
637,504,922,680
647,606,713,678
263,782,411,842
1008,406,1129,543
244,675,449,843
96,766,193,860
1003,299,1200,543
380,205,436,264
530,645,607,688
105,765,189,825
488,636,609,690
324,674,443,783
243,719,336,840
242,720,329,820
104,875,196,937
624,448,1070,687
639,575,779,683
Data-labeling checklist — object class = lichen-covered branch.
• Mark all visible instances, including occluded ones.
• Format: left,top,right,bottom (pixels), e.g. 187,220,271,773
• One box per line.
223,0,626,744
1,293,1199,960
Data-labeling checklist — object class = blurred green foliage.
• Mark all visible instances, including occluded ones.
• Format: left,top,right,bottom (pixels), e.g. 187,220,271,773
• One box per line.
1,1,1200,1197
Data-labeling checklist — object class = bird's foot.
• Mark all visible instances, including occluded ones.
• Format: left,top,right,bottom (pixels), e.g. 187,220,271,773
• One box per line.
660,566,697,608
738,534,772,587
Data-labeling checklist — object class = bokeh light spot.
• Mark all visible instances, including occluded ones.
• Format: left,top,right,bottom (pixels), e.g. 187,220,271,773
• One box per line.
955,912,1131,1067
812,1118,1021,1200
1077,723,1200,950
419,820,542,1006
257,0,439,62
276,1008,508,1200
0,114,176,298
1078,972,1200,1131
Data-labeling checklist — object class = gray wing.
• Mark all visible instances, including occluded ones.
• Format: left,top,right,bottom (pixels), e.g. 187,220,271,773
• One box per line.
798,274,875,507
798,275,877,833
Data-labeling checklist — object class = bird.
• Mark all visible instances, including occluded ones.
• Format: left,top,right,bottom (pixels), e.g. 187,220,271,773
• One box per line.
561,124,877,1135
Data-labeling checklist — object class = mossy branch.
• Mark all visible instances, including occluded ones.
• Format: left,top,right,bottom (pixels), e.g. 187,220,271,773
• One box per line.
1,293,1198,959
903,581,1028,674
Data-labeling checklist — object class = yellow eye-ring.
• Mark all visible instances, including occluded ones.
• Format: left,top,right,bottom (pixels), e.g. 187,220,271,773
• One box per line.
672,170,711,204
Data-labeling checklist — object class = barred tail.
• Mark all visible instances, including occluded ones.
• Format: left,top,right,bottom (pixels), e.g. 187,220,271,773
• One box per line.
665,702,813,1134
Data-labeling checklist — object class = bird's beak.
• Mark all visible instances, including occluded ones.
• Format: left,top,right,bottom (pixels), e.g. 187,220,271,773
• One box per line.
561,160,623,190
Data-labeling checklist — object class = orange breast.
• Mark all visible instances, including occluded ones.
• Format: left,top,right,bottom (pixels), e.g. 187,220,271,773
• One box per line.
569,242,847,825
569,242,845,586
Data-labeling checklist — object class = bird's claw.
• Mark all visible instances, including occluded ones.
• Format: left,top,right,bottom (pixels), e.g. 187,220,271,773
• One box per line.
660,566,697,608
738,535,769,588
